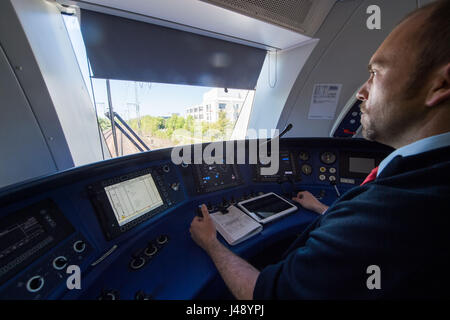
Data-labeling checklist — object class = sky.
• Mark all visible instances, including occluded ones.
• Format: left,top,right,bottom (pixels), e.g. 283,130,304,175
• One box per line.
62,14,215,120
91,79,213,119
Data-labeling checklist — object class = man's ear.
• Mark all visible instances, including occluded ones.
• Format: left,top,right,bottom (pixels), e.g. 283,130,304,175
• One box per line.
425,63,450,107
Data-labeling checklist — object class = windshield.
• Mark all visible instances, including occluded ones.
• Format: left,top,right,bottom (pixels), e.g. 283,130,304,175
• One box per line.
63,14,255,158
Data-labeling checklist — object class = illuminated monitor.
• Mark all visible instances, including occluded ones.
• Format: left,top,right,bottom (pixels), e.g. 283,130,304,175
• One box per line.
104,173,163,226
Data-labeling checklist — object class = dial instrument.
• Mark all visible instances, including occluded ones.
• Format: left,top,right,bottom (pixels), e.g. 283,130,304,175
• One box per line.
320,151,336,165
301,164,312,175
299,151,309,161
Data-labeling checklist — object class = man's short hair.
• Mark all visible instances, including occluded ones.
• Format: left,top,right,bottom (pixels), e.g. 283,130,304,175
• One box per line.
406,0,450,96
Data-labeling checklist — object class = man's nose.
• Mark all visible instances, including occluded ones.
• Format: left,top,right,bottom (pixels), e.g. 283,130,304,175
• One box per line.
356,82,369,101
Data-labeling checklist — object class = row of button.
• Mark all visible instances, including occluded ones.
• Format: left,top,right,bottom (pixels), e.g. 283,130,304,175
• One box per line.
129,235,169,271
25,240,86,294
319,166,336,174
319,174,336,182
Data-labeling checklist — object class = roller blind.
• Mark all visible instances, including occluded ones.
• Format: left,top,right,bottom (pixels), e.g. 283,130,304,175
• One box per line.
80,9,266,89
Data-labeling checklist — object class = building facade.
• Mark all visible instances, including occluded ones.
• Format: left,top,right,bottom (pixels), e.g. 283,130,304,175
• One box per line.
185,88,247,123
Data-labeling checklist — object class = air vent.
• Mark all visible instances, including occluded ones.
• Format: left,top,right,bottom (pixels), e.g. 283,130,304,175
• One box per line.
200,0,335,36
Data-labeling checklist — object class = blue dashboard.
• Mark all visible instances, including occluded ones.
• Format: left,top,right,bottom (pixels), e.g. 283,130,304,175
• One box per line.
0,138,393,300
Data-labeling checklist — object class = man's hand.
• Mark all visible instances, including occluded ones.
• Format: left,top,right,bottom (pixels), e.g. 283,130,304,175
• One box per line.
292,191,329,214
190,204,218,253
189,204,259,300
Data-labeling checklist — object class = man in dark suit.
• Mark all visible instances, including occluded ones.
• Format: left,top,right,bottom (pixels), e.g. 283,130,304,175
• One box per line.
190,0,450,299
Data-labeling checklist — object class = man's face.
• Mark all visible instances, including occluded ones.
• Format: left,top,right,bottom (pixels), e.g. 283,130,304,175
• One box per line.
356,12,429,147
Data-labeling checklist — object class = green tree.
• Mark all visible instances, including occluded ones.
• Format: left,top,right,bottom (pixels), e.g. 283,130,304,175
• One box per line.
98,117,111,131
184,115,195,134
213,111,230,138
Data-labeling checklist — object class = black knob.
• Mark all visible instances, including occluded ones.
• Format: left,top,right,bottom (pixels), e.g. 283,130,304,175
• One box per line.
73,240,86,253
53,256,68,270
129,256,146,270
222,197,228,207
144,244,158,257
162,165,170,173
206,202,213,211
157,235,168,245
135,291,152,300
26,276,44,293
98,290,119,300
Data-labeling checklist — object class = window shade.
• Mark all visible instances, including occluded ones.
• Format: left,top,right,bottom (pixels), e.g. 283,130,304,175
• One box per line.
80,9,266,89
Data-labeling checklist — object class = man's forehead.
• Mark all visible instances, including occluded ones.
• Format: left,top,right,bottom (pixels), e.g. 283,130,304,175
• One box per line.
368,12,426,69
368,56,388,69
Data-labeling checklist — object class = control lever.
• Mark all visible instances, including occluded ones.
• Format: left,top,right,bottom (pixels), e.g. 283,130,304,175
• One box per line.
291,188,305,199
217,198,229,214
331,181,341,197
195,205,203,217
221,197,229,207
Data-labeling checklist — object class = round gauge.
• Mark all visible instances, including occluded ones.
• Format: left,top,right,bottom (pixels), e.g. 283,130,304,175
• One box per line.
320,151,336,165
299,151,309,161
301,164,312,175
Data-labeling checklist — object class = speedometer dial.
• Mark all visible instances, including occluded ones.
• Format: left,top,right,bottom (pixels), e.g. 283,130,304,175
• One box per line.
320,151,336,165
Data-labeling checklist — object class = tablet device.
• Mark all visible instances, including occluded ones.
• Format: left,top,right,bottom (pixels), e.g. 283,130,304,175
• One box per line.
237,192,297,224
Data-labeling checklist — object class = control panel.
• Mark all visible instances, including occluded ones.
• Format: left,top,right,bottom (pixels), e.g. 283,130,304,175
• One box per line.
297,149,339,185
0,138,393,300
0,199,91,299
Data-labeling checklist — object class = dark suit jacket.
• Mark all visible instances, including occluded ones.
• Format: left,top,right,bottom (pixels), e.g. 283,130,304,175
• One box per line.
254,146,450,299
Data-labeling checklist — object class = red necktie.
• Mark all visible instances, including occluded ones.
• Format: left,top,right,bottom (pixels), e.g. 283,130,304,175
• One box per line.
360,166,379,186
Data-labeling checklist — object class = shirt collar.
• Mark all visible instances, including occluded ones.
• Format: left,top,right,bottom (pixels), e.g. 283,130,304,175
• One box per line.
377,131,450,177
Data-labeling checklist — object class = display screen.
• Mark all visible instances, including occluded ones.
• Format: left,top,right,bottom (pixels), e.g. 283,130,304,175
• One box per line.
0,199,74,285
255,151,298,182
349,157,375,174
0,217,45,261
193,161,242,193
104,173,163,226
198,163,237,187
240,194,293,219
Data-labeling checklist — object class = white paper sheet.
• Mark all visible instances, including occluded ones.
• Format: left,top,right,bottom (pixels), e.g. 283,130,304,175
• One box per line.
308,84,342,120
